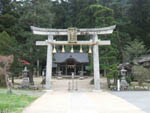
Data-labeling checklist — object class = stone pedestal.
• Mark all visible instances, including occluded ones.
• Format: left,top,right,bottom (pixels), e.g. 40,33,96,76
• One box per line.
79,71,84,80
57,71,63,79
21,77,30,88
120,77,129,90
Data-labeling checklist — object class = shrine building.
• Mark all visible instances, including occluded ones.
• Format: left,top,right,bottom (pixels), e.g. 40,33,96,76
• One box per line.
52,52,89,76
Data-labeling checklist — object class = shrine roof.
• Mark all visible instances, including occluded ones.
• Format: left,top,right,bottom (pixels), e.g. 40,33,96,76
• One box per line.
54,52,89,63
137,56,150,63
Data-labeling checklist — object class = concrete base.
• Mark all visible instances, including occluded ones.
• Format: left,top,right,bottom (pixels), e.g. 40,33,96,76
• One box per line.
57,76,63,80
43,90,53,92
79,76,84,80
93,90,102,93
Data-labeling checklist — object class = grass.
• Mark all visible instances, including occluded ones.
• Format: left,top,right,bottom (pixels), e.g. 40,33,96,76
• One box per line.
0,93,38,113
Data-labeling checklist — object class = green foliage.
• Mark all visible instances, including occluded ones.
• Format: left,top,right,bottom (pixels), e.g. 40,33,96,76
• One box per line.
0,93,37,113
106,72,114,79
0,0,13,15
106,67,119,79
77,4,115,28
132,65,150,85
0,32,22,77
128,0,150,48
126,75,132,84
87,65,93,72
0,31,17,55
11,0,55,77
17,0,54,29
105,63,119,87
0,0,150,80
0,0,18,37
52,0,97,28
124,39,148,62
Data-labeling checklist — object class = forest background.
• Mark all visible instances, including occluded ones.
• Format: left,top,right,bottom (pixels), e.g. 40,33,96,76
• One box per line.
0,0,150,82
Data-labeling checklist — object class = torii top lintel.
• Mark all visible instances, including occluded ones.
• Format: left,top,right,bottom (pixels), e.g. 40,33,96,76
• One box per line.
30,25,116,36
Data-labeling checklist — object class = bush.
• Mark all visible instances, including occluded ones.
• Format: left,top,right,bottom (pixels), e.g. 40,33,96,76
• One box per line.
132,65,150,85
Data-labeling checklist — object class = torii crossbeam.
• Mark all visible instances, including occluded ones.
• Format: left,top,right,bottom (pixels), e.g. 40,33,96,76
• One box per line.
31,25,116,91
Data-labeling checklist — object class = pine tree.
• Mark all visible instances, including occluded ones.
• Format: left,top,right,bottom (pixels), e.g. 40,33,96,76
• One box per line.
128,0,150,48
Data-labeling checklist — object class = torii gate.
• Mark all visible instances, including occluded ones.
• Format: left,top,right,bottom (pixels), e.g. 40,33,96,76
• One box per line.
31,25,116,91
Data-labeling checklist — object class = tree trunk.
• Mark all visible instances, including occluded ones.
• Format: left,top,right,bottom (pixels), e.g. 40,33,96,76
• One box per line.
5,74,12,94
107,77,111,88
117,35,125,63
4,66,12,94
104,70,107,77
0,73,6,87
11,74,14,84
29,70,34,85
114,77,117,85
37,59,40,76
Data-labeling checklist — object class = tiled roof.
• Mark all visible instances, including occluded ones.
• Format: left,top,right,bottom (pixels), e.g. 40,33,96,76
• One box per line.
54,52,89,63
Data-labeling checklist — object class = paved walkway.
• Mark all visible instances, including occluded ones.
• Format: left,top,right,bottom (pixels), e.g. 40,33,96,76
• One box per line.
111,91,150,113
22,91,146,113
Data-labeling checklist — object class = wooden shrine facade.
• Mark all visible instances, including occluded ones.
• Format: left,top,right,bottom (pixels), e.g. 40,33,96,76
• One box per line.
53,52,89,76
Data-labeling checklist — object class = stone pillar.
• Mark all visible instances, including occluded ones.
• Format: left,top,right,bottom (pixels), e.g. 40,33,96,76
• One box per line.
65,64,67,75
81,64,84,72
93,34,100,90
45,35,53,90
58,64,60,74
74,65,76,75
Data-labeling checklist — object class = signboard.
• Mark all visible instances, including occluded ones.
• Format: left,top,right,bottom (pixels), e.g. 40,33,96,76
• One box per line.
68,27,77,43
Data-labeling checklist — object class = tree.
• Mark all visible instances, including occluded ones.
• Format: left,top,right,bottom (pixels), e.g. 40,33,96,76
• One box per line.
124,39,148,62
13,0,54,84
0,55,14,94
0,68,5,86
77,4,121,79
132,65,150,85
0,0,18,36
51,0,97,28
77,4,115,28
0,31,17,93
0,0,13,15
107,0,131,63
67,0,97,27
0,14,17,36
100,46,119,77
106,64,119,88
0,31,17,55
128,0,150,48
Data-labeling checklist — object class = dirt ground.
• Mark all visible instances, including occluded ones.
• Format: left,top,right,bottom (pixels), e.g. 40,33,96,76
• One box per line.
14,76,108,92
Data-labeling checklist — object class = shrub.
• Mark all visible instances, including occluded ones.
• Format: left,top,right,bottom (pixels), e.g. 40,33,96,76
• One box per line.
132,65,150,85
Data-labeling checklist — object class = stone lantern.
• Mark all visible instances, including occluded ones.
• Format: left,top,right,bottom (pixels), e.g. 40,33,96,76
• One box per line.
23,66,28,77
21,66,30,88
121,68,127,79
120,67,129,90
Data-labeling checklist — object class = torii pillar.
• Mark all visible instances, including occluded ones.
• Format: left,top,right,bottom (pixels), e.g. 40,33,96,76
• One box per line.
45,35,53,90
93,34,100,90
